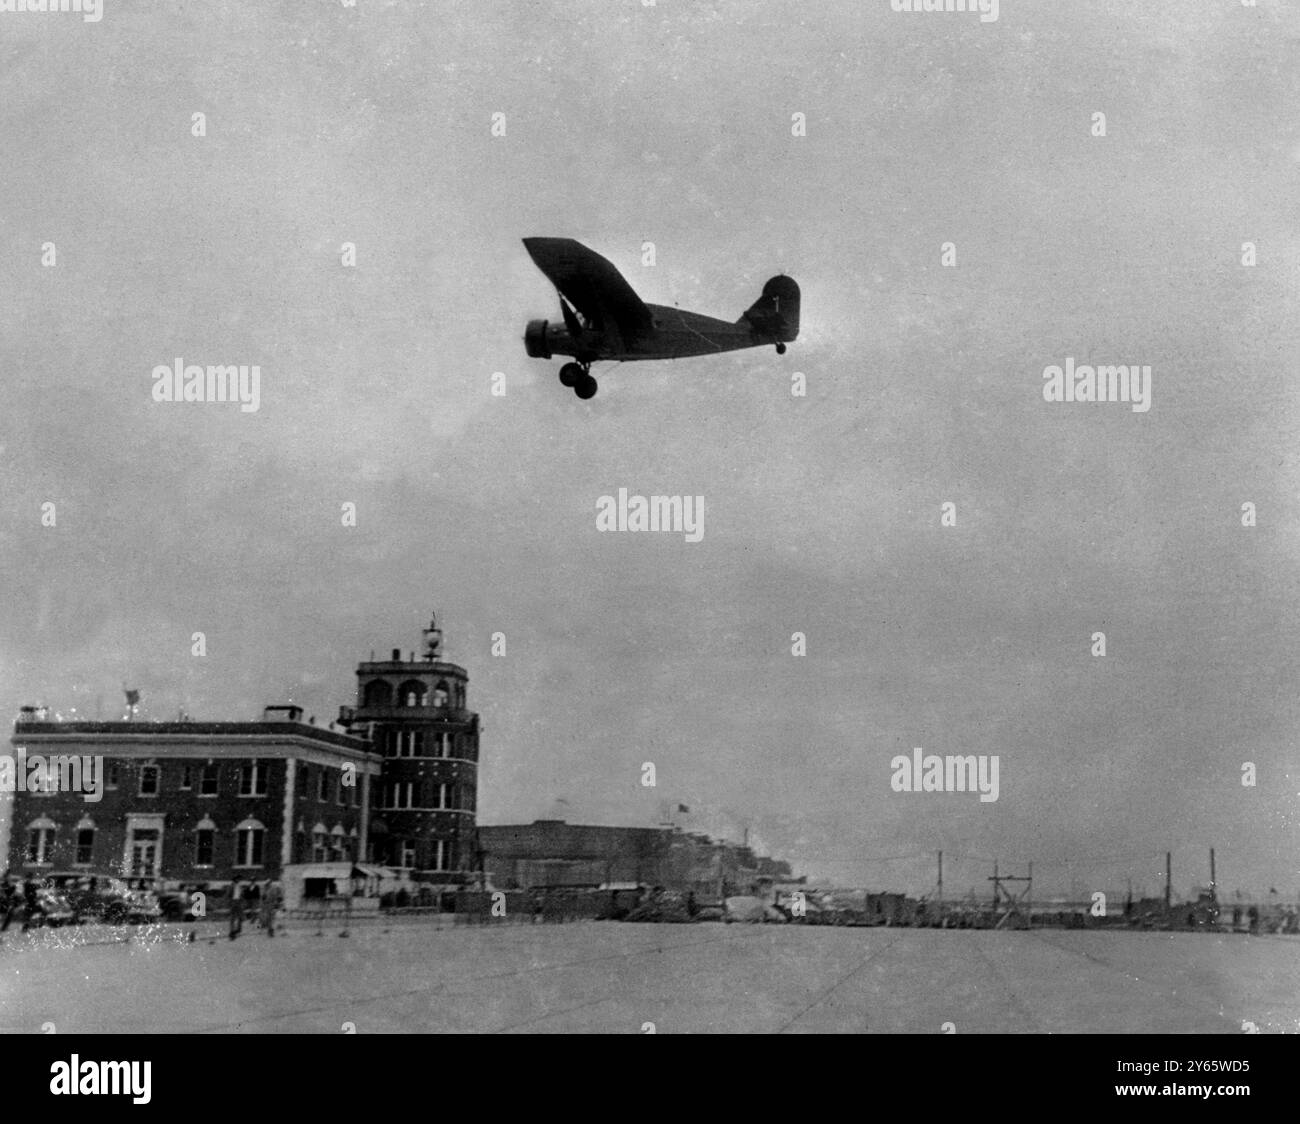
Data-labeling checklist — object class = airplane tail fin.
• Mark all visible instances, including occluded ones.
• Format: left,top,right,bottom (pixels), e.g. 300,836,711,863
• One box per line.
740,276,800,342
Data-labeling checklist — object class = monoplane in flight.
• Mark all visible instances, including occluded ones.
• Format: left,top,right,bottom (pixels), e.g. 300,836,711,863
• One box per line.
523,237,799,398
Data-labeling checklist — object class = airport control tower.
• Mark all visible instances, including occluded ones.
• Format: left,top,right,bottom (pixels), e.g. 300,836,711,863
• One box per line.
340,614,480,884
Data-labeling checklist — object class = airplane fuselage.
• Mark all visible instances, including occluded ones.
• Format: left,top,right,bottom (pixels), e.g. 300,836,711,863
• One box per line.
527,305,781,364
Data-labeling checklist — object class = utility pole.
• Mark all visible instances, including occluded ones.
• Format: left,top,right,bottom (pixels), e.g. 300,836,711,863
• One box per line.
937,850,943,916
988,861,1032,930
1209,848,1217,902
1026,862,1033,929
1165,852,1172,912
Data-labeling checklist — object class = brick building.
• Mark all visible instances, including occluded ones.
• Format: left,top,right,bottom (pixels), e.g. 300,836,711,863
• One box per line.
2,614,482,888
0,705,378,884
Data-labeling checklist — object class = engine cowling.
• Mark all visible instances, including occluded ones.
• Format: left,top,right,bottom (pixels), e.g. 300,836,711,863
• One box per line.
524,319,551,359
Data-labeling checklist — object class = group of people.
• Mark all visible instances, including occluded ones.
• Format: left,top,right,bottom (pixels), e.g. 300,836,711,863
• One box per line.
226,876,281,940
1,871,284,940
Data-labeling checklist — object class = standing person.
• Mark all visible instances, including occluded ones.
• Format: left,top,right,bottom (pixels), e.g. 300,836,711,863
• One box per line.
228,876,244,940
21,877,40,932
0,874,18,933
260,881,280,938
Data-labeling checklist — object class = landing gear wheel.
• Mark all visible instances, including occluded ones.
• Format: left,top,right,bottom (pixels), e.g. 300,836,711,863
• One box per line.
775,343,787,355
574,374,598,399
559,362,583,388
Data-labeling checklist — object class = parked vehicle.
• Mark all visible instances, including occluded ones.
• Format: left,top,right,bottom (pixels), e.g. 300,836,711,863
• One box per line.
34,888,76,928
94,879,162,925
37,873,110,924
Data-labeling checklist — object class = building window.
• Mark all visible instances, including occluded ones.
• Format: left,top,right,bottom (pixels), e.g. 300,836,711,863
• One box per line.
383,782,414,809
75,827,95,865
363,679,392,707
312,826,328,863
180,764,193,790
433,681,449,708
139,764,160,796
200,763,219,796
433,840,455,871
26,822,55,865
297,765,309,796
329,828,346,862
195,828,215,867
106,762,119,790
234,821,265,868
398,680,426,708
403,731,418,757
318,769,332,803
239,760,267,797
400,841,416,868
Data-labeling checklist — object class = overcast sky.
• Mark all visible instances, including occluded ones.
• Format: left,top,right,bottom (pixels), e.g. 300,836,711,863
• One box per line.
3,0,1298,897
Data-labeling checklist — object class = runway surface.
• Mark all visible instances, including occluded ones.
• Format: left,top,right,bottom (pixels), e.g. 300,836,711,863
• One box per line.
2,921,1295,1034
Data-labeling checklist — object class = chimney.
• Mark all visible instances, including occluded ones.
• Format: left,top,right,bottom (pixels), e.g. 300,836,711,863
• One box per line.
391,648,401,661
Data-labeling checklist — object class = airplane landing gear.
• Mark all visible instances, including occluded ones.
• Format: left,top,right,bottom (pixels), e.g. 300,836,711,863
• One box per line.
559,361,597,398
775,343,786,355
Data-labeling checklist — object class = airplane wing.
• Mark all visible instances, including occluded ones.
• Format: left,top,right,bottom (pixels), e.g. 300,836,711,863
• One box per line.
523,237,654,342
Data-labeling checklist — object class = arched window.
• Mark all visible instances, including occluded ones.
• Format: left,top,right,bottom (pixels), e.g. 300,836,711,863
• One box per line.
397,680,427,708
311,822,328,863
74,816,96,865
195,817,217,867
26,816,56,865
433,680,450,708
363,680,393,707
234,818,265,868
